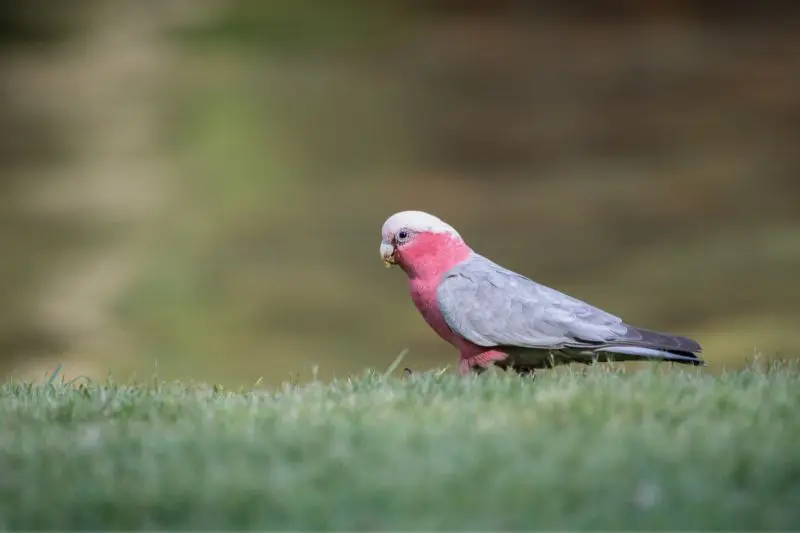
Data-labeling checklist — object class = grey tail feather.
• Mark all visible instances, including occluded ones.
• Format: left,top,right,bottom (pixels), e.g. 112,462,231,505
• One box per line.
576,325,705,366
592,345,706,366
623,325,702,354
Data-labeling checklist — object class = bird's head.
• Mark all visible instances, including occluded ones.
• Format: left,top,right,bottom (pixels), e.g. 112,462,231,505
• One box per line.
380,210,471,277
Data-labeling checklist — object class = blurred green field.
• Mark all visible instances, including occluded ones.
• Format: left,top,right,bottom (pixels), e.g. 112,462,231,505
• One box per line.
1,361,798,529
2,2,800,386
109,2,800,386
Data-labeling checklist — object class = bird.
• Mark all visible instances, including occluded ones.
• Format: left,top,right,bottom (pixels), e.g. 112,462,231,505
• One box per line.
379,210,704,376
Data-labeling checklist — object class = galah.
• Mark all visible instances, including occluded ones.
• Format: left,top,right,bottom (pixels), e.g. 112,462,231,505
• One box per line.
380,210,704,376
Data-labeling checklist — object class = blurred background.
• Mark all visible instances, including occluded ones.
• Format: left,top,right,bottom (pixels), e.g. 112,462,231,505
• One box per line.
1,0,798,386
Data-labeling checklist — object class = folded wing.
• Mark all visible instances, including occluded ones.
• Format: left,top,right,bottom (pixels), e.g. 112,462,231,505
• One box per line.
436,254,702,362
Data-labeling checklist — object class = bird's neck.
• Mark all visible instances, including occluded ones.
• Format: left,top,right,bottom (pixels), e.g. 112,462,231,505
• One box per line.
399,233,473,281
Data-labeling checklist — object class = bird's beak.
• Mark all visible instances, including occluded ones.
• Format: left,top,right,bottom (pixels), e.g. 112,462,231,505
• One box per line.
380,241,396,268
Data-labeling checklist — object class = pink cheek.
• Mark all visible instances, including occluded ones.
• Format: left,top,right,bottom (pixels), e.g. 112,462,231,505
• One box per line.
394,246,412,266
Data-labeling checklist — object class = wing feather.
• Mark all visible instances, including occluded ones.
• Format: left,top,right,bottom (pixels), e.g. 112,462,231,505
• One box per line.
436,255,628,349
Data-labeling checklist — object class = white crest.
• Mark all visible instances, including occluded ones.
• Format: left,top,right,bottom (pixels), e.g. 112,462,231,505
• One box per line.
381,210,460,240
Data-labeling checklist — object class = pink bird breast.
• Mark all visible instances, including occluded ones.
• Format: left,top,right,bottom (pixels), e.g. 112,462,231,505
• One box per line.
395,232,477,349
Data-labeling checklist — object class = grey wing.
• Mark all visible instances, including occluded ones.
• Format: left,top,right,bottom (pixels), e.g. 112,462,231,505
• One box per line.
436,255,628,349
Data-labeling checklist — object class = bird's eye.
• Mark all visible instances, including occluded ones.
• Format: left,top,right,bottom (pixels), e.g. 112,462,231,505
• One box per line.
396,230,410,243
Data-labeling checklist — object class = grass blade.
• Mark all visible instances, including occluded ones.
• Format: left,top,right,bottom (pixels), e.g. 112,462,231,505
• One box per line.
382,349,408,379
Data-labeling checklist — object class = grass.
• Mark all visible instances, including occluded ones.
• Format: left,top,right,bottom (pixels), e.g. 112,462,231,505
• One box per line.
1,361,799,530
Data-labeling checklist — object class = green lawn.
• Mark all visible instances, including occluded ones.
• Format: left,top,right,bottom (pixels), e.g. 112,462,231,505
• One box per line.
1,362,798,530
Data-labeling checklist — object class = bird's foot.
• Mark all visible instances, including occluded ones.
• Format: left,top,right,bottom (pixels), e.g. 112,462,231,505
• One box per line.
460,350,510,376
